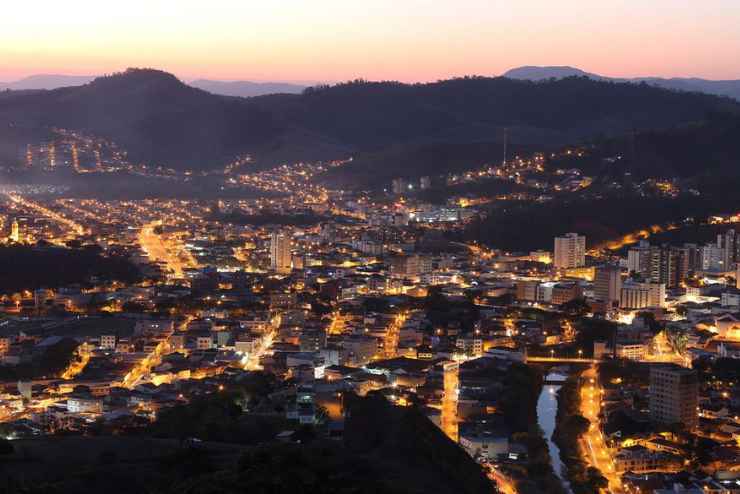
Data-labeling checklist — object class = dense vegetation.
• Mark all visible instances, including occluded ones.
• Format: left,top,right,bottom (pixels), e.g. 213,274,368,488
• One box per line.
321,141,529,189
0,245,141,293
1,69,737,170
549,114,740,180
3,391,492,494
150,374,284,445
0,337,79,381
552,376,609,494
466,183,740,250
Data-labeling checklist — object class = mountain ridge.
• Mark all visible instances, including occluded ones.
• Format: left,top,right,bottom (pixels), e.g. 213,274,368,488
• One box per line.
0,72,308,98
503,65,740,100
189,79,306,97
1,68,738,171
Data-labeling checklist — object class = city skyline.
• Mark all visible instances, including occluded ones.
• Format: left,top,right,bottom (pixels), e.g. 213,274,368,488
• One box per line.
3,0,740,82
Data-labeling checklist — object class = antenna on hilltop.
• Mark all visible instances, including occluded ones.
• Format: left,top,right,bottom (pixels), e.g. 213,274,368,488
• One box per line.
502,127,508,166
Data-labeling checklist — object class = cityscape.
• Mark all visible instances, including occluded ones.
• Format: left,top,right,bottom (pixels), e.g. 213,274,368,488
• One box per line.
1,145,739,493
1,2,740,494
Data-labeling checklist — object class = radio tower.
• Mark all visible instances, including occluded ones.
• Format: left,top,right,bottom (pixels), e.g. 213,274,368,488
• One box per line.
502,127,508,166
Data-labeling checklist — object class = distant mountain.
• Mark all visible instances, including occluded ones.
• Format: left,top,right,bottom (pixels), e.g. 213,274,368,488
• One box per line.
0,68,738,171
0,74,306,97
0,74,95,90
503,65,604,81
504,65,740,100
189,79,306,97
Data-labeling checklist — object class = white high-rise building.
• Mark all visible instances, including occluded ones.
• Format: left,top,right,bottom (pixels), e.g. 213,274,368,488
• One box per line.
553,233,585,269
270,231,292,274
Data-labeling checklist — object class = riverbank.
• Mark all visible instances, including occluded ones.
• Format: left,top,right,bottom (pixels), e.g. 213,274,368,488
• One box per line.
502,364,568,494
552,371,609,494
538,373,572,493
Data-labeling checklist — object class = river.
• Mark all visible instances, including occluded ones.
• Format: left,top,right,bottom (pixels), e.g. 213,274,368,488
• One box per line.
536,372,572,493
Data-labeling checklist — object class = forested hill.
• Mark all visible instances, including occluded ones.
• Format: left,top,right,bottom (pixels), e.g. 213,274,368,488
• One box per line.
0,68,737,171
546,113,740,180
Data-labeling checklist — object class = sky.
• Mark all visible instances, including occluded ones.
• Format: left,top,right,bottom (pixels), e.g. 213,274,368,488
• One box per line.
2,0,740,83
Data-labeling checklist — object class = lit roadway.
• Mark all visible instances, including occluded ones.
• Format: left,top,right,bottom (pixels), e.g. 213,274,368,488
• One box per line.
580,366,622,493
138,221,198,278
383,311,409,358
60,343,91,380
3,193,86,239
243,328,276,371
526,356,603,364
486,464,517,494
327,310,346,336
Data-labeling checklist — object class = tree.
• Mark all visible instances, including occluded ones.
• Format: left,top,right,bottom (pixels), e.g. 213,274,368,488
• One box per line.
586,467,608,491
0,438,13,455
561,298,590,317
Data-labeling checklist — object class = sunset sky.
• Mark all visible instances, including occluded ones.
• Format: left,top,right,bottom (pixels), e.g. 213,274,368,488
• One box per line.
2,0,740,82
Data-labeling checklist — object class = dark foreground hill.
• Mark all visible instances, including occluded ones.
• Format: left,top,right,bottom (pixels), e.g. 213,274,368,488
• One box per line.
1,68,737,171
552,114,740,180
2,393,490,494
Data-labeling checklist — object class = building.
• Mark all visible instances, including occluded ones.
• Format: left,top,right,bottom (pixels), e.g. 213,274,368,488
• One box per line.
553,233,586,269
390,254,420,279
614,445,682,473
456,336,483,357
341,335,378,366
619,281,664,308
615,342,647,360
627,241,651,275
299,328,327,352
67,394,104,414
100,335,117,350
594,265,622,308
516,280,540,302
551,282,582,305
0,336,10,355
270,230,292,274
649,364,698,430
9,219,20,242
196,335,213,350
629,242,696,288
646,282,666,308
717,229,740,270
459,431,509,460
391,178,410,195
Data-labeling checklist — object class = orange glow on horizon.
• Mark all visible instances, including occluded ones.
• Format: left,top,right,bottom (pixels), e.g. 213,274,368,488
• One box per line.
1,1,740,83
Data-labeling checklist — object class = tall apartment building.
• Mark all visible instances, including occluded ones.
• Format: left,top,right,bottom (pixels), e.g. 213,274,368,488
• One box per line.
553,233,585,269
628,243,696,288
698,229,740,273
649,364,698,430
594,265,622,308
390,254,420,279
717,229,740,270
270,230,292,274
